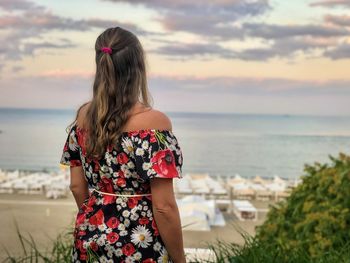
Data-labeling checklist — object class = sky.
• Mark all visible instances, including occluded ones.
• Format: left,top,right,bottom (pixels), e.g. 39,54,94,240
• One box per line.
0,0,350,116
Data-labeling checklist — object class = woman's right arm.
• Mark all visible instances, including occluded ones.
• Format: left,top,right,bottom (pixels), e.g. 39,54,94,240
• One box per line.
151,178,186,263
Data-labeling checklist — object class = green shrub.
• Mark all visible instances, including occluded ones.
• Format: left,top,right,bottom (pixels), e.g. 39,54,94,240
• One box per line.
256,152,350,259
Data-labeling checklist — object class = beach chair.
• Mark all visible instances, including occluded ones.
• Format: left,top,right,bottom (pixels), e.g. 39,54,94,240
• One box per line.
232,200,258,221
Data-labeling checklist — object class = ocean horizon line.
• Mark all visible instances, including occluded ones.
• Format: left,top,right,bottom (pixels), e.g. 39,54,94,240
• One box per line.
0,106,349,119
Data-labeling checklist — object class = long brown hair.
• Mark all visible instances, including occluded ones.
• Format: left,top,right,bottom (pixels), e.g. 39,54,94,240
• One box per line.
67,27,153,160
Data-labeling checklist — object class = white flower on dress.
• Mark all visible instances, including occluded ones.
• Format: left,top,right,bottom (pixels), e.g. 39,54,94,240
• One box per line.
131,225,153,248
134,251,142,260
104,151,113,166
153,241,162,251
141,140,149,149
115,248,123,257
142,162,152,171
132,180,139,188
88,224,97,231
125,256,135,263
135,148,144,156
158,247,170,263
98,224,107,231
122,138,134,155
119,230,128,236
127,161,135,169
124,218,130,227
130,213,139,221
68,130,79,151
122,210,130,217
97,236,106,246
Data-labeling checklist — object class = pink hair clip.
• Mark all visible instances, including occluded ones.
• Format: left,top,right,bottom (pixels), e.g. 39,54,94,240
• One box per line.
101,47,112,55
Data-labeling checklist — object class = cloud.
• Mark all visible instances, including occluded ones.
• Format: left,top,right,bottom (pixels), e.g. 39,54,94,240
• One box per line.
104,0,271,40
310,0,350,8
323,42,350,59
103,0,350,61
148,42,237,60
149,36,338,61
0,0,156,63
0,0,44,11
324,14,350,27
243,22,349,39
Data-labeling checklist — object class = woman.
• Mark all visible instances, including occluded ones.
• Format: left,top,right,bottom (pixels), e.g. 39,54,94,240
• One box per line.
60,27,186,263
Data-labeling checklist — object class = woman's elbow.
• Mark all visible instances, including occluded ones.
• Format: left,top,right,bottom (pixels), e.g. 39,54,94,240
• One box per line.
153,202,178,215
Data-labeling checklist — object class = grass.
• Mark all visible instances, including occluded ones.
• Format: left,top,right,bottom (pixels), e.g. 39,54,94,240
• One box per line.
2,220,350,263
1,219,73,263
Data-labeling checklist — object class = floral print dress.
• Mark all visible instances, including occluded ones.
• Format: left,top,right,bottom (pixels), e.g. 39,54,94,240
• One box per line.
60,121,183,263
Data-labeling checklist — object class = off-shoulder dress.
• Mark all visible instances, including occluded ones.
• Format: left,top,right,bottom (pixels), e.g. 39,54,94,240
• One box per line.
60,121,183,263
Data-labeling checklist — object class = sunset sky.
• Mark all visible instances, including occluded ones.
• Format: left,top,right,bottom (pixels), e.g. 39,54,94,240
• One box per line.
0,0,350,115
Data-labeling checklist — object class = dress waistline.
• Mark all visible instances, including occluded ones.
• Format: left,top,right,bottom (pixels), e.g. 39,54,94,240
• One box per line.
91,188,152,197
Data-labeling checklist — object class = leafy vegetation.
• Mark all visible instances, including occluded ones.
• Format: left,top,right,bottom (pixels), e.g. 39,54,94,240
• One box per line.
256,152,350,260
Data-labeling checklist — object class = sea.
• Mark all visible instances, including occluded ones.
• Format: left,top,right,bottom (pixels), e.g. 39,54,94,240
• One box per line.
0,107,349,180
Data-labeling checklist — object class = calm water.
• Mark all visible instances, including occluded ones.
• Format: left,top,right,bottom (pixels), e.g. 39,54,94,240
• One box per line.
0,108,349,179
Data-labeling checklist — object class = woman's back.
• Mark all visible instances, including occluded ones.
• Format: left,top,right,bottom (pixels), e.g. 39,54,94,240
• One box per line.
60,103,184,262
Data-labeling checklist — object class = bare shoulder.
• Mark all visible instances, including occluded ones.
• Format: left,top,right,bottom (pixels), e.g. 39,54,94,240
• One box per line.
76,101,91,127
147,109,172,131
127,108,173,131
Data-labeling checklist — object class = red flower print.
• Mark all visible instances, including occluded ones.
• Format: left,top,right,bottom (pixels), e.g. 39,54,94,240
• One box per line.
76,239,86,253
138,217,149,225
85,206,94,213
76,129,87,155
93,160,100,172
88,209,104,226
139,130,152,139
77,230,86,236
63,142,69,151
106,217,120,229
106,144,114,152
117,152,129,164
150,135,157,143
107,232,119,244
90,241,98,252
76,212,86,225
116,177,126,187
128,130,139,137
118,170,125,178
143,259,156,263
70,160,82,166
103,194,116,205
150,149,178,178
127,197,139,209
152,219,159,236
80,253,87,260
99,177,114,193
122,243,135,256
87,195,97,206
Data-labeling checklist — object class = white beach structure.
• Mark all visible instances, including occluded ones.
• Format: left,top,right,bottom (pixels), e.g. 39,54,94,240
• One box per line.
0,169,70,198
232,200,258,221
174,176,193,195
265,175,290,201
177,195,226,231
174,173,228,199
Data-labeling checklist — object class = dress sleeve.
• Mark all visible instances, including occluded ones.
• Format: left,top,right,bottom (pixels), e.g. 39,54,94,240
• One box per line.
60,125,83,167
133,130,183,181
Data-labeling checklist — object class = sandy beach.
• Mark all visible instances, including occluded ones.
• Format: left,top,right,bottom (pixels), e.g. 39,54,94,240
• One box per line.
0,192,273,261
